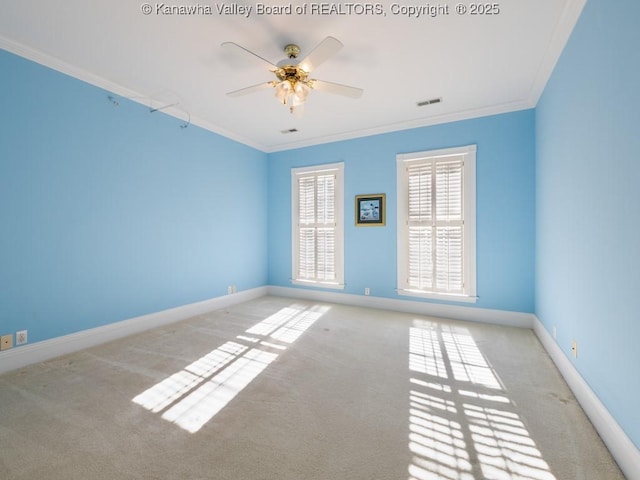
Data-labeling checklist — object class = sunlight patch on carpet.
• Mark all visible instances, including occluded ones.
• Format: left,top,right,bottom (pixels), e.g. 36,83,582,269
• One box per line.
133,303,329,433
408,320,556,480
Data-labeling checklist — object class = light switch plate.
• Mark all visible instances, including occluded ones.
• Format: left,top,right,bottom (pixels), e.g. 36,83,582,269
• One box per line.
16,330,28,345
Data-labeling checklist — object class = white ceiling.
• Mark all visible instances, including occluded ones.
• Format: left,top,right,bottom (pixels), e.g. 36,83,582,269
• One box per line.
1,0,585,152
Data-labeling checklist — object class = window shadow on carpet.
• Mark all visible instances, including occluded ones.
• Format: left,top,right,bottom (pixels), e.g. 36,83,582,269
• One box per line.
408,319,556,480
132,303,329,433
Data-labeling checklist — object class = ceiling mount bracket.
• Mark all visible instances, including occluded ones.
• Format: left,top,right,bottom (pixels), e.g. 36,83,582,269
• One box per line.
284,44,300,59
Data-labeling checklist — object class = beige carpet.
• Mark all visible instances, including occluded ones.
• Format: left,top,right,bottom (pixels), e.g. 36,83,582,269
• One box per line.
0,296,624,479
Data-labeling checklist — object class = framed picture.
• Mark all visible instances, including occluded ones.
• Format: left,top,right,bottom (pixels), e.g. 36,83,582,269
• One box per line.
355,194,386,226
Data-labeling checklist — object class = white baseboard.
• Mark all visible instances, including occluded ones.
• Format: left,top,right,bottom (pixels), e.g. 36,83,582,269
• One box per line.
1,286,530,377
272,285,640,477
3,284,637,478
0,286,267,376
533,316,640,480
267,286,534,328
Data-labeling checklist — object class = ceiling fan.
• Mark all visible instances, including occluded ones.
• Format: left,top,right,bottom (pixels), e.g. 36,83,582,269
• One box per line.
222,36,363,115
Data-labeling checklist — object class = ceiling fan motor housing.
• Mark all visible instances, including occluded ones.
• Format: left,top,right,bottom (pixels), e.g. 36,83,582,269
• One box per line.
275,65,309,84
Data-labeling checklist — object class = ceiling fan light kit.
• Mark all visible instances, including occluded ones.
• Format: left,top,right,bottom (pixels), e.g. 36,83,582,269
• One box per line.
273,77,311,110
223,36,363,115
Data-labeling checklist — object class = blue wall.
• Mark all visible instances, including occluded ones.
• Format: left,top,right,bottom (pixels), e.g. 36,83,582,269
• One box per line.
268,110,536,313
536,0,640,449
1,0,637,453
0,50,268,344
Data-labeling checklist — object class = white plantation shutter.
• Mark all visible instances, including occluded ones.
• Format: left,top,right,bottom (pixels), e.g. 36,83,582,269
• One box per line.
398,146,476,301
407,163,434,289
292,163,344,288
408,226,433,289
298,177,316,279
435,159,463,293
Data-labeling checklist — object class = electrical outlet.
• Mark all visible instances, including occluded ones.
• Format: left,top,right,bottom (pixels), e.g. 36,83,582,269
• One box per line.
571,340,578,358
16,330,28,345
364,287,370,296
1,334,13,351
227,286,233,294
552,326,557,340
232,285,237,294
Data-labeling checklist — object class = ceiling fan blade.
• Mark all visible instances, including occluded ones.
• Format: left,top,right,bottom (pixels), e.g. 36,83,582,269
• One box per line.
226,82,273,97
298,36,343,73
221,42,276,71
311,80,363,99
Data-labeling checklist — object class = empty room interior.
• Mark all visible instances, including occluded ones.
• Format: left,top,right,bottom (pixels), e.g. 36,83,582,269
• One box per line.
1,0,639,479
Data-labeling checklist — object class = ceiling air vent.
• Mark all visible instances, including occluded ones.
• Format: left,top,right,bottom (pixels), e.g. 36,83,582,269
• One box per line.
417,97,442,107
281,128,299,134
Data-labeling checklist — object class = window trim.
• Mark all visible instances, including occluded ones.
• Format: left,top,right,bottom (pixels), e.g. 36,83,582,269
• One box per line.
291,162,345,290
396,145,477,303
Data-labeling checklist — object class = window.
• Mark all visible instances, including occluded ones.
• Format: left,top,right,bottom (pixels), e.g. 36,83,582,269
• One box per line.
397,146,477,302
292,163,344,289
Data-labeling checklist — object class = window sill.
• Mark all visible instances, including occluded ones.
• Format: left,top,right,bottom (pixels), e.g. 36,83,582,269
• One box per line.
292,279,345,290
398,289,478,304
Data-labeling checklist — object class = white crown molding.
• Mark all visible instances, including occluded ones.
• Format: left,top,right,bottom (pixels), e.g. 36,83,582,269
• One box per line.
527,0,587,104
1,0,585,155
533,316,640,479
264,100,536,153
261,0,587,154
0,35,269,152
0,287,268,376
2,0,585,157
2,30,531,155
1,33,531,154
